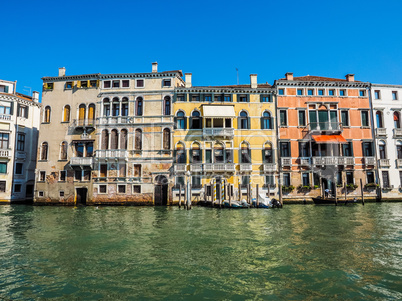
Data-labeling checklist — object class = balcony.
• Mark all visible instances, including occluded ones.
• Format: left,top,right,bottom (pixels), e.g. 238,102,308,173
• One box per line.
189,164,202,172
397,159,402,168
203,163,235,172
376,128,387,137
15,151,26,160
379,159,390,168
337,157,355,165
174,164,187,173
239,163,252,172
393,128,402,138
70,157,93,167
281,157,292,166
203,128,234,139
299,157,311,166
96,116,130,125
307,122,342,133
312,156,354,166
0,150,10,159
72,119,95,129
0,114,11,121
95,150,128,159
263,163,276,172
364,157,375,166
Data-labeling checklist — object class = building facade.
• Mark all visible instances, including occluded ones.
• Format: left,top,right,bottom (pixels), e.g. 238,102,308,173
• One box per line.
172,73,277,203
275,73,377,202
0,79,40,203
34,64,183,205
371,84,402,199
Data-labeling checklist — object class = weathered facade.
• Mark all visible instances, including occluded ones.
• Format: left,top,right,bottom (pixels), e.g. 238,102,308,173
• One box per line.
0,79,40,203
275,73,377,202
172,73,277,204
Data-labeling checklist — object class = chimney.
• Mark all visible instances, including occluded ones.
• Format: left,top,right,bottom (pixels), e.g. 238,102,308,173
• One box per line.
32,91,39,102
346,74,355,82
58,67,66,77
152,62,158,73
185,73,192,88
250,74,257,89
285,72,293,81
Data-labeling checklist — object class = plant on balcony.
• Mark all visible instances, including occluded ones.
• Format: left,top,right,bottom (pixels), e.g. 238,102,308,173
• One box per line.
313,185,320,189
282,185,295,193
365,183,379,189
337,183,343,188
346,183,358,190
297,184,312,190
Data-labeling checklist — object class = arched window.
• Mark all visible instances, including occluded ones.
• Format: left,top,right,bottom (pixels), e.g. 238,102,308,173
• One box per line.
191,111,201,129
120,129,127,149
190,143,201,163
378,140,386,159
214,144,224,163
112,97,120,116
88,103,95,121
163,128,170,150
110,129,118,149
101,130,109,150
121,97,128,117
394,112,400,129
44,106,51,123
164,96,171,115
376,111,383,128
262,111,272,129
239,111,249,129
103,98,110,117
135,129,142,150
41,142,48,160
263,142,273,163
175,143,186,163
136,97,143,116
240,142,251,163
79,104,86,121
176,111,186,129
60,141,68,160
63,105,70,122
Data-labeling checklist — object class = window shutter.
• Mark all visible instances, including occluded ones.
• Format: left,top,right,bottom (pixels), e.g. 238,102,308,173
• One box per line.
4,86,9,93
184,117,187,130
96,80,99,88
189,149,193,163
77,81,81,88
24,106,29,118
174,117,178,129
238,117,241,129
247,117,251,129
260,118,264,129
189,117,193,129
17,104,21,117
350,142,354,156
9,102,13,115
43,83,47,90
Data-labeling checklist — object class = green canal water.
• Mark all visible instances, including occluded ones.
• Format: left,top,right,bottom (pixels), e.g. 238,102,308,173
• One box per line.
0,204,401,300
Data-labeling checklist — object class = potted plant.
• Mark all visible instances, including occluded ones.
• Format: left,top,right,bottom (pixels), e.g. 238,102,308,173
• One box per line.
346,183,358,190
282,185,295,193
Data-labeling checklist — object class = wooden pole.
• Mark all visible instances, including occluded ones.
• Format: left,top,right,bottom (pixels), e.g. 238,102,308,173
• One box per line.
267,182,270,198
238,183,241,204
344,182,347,204
203,184,207,204
184,183,187,209
360,178,365,206
279,183,283,207
247,184,250,205
229,184,232,207
179,185,181,208
320,177,324,198
188,183,192,210
335,173,338,206
256,184,259,208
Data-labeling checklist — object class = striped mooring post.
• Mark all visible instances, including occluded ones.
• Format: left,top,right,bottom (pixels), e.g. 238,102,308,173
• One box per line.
221,179,225,208
213,178,217,208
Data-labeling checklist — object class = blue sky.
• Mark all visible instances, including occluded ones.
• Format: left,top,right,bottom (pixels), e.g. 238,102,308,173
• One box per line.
1,0,402,96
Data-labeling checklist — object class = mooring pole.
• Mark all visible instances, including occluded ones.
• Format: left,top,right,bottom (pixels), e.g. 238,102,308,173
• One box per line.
188,180,192,210
279,183,283,207
229,184,232,207
179,185,182,208
344,182,347,204
360,178,365,206
184,183,187,209
238,182,241,204
256,184,259,208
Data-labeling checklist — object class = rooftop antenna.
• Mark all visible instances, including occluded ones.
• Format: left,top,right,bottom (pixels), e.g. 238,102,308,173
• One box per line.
236,68,239,85
23,86,32,95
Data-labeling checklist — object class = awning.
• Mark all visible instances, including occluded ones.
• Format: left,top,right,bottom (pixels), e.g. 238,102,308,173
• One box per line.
312,135,348,144
202,105,235,117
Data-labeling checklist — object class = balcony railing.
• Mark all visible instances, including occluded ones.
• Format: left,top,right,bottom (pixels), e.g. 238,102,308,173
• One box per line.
72,119,95,128
70,157,93,166
299,157,311,166
203,128,234,139
312,156,354,165
95,150,128,158
0,150,10,158
0,114,11,121
281,157,292,166
189,164,202,172
239,163,252,172
379,159,390,167
376,128,387,136
16,151,26,160
364,157,376,165
393,128,402,138
307,122,342,133
96,116,130,125
337,157,355,165
397,159,402,168
174,164,187,173
263,163,276,172
203,163,235,172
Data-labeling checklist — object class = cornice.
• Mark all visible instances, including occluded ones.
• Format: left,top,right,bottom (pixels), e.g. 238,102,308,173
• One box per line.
0,94,41,108
175,87,274,94
274,80,370,88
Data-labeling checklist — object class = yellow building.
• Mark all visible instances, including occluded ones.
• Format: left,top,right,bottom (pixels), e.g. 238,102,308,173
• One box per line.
172,74,277,203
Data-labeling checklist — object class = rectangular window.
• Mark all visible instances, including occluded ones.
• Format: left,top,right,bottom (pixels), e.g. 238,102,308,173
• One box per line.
392,91,398,100
361,111,369,127
66,82,73,89
278,89,284,95
176,176,185,187
382,171,390,188
367,171,375,184
299,142,310,157
342,142,354,156
17,105,28,118
134,164,141,178
59,191,64,197
100,164,107,177
83,170,91,181
308,89,314,96
399,171,402,187
15,163,23,175
261,95,271,102
224,95,231,102
318,89,324,96
177,95,185,102
0,133,9,149
0,106,11,115
81,80,88,88
340,89,346,96
59,170,66,181
214,95,223,102
359,90,366,97
89,80,97,88
397,145,402,159
204,95,212,102
265,175,275,187
302,173,310,186
14,184,21,193
103,81,111,88
337,172,342,186
283,173,290,186
112,80,120,88
191,95,200,102
374,90,380,99
279,110,287,126
280,141,291,157
118,185,126,193
0,162,7,174
0,181,5,192
362,142,374,156
192,176,201,188
38,191,44,197
46,83,54,90
122,80,129,88
346,172,353,185
329,89,335,96
341,111,349,126
242,175,250,188
298,110,306,126
39,171,46,182
297,89,303,96
163,79,171,87
119,163,126,177
133,185,141,194
136,79,144,88
75,170,82,181
99,185,107,193
238,95,248,102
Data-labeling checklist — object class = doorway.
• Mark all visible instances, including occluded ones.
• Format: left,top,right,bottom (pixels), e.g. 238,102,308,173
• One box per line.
154,175,168,206
76,188,87,205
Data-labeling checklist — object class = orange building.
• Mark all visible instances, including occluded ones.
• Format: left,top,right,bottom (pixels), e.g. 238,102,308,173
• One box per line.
275,73,377,202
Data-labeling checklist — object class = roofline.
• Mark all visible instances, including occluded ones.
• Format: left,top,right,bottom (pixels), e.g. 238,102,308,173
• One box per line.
371,83,402,89
273,79,370,88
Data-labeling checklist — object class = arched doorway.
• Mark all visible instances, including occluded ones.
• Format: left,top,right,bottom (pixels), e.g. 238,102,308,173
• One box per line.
154,175,168,206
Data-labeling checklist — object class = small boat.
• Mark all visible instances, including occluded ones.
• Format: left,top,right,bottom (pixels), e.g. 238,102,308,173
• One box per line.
252,193,272,208
312,196,360,205
223,199,249,208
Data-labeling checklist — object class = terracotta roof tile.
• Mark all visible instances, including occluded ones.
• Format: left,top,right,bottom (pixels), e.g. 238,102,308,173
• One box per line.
279,75,361,82
0,92,33,101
